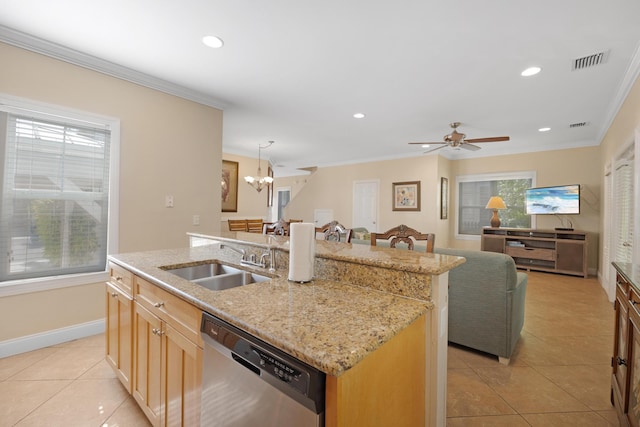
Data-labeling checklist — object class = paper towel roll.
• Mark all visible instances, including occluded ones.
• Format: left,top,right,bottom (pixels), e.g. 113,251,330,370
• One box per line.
288,222,316,282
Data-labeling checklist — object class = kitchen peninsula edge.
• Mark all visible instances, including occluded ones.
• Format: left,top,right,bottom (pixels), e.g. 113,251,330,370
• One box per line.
107,232,465,426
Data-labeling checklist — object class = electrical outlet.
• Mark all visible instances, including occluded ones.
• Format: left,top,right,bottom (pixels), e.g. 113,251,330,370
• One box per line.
165,195,174,208
193,215,200,226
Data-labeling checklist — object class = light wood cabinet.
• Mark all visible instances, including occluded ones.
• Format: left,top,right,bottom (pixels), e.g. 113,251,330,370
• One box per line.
132,276,202,427
105,262,133,393
325,314,426,427
611,265,640,427
481,228,588,277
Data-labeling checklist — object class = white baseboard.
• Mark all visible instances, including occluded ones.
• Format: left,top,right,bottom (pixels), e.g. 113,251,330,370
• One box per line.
0,319,105,358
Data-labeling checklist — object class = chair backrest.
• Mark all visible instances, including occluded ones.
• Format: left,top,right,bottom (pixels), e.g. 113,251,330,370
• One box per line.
228,219,247,232
370,224,435,253
246,219,264,233
315,221,352,243
262,219,289,236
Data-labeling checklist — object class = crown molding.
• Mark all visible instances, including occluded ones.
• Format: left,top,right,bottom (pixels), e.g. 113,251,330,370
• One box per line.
598,41,640,143
0,25,227,110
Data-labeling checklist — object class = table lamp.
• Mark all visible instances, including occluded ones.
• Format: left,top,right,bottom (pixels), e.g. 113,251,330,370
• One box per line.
485,196,507,228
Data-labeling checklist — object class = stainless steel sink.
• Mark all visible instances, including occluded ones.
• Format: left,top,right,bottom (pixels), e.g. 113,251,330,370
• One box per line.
161,262,270,291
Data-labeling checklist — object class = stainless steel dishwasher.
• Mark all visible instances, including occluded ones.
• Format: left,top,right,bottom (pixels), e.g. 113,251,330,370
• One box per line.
200,312,325,426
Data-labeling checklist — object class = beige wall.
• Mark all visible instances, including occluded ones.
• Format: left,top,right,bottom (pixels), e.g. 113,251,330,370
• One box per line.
220,152,274,230
450,147,601,270
599,74,640,274
283,145,601,270
284,155,444,242
0,43,223,341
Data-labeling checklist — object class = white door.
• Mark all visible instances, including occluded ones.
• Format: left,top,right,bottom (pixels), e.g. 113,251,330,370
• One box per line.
314,209,334,227
353,180,379,232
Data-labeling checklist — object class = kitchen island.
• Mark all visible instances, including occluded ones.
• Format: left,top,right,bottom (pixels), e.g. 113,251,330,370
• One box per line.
106,232,465,426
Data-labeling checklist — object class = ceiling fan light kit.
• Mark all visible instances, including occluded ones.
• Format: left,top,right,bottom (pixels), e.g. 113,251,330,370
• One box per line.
409,122,510,154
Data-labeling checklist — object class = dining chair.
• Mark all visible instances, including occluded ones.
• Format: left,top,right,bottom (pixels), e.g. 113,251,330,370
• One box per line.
315,221,352,243
370,224,435,252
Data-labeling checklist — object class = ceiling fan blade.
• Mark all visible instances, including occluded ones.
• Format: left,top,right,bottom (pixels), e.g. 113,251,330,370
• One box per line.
460,143,481,151
465,136,510,143
424,144,448,154
409,141,447,145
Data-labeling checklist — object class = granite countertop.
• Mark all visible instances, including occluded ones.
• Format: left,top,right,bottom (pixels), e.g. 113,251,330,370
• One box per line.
111,239,464,376
613,262,640,292
192,231,463,275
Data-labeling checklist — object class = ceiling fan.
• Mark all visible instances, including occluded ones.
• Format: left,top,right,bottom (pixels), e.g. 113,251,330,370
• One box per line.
409,122,510,154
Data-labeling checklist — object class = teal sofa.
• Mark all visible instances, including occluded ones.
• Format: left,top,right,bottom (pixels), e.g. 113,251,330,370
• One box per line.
435,247,527,364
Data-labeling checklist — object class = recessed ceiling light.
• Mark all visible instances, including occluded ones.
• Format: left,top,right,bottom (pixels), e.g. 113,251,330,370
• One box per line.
521,66,542,77
202,35,224,49
353,113,365,119
538,127,551,132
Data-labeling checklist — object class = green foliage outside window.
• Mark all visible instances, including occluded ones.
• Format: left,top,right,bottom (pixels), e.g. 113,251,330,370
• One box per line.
496,179,531,228
31,199,99,267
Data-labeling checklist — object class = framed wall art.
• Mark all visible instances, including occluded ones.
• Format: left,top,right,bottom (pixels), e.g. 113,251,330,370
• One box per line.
392,181,421,211
267,165,274,207
221,160,239,212
440,177,448,219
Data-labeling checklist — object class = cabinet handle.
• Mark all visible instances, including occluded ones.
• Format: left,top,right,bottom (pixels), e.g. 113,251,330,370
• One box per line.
617,356,627,366
153,302,165,308
115,276,123,282
152,328,165,336
111,292,118,298
632,301,638,306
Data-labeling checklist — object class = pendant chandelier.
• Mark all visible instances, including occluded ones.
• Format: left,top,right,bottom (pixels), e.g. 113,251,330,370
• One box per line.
244,141,274,192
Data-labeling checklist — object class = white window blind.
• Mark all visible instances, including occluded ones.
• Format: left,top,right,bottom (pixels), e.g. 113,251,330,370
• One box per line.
614,159,633,263
457,173,534,236
0,112,111,281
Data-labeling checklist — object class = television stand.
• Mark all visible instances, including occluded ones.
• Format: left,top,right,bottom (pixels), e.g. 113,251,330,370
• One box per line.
481,227,588,278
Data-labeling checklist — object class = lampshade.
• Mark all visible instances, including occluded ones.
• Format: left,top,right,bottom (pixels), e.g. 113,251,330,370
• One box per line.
485,196,507,210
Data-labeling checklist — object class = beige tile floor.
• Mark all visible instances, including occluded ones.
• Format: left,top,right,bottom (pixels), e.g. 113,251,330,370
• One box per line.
0,271,618,426
447,271,619,426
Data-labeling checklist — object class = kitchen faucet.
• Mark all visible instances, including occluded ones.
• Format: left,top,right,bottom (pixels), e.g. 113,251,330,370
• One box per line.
220,243,275,271
219,244,246,261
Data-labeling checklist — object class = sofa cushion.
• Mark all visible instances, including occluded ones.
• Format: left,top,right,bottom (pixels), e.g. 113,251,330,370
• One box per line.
434,247,527,362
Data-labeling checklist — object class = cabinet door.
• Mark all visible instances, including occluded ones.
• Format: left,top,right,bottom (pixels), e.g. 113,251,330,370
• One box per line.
628,298,640,427
164,323,203,427
556,240,585,276
614,288,630,407
105,282,133,393
133,303,163,427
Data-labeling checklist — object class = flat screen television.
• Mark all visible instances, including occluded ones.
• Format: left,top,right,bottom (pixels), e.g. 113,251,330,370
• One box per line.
525,184,580,215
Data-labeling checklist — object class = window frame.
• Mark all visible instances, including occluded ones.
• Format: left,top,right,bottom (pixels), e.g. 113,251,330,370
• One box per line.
455,171,536,240
0,94,120,296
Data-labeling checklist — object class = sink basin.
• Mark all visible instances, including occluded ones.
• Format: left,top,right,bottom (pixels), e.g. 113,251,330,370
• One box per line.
161,262,270,291
192,271,270,291
165,263,242,280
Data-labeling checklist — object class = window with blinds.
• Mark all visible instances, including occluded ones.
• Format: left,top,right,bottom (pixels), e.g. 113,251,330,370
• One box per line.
457,172,534,236
614,157,634,263
0,112,111,281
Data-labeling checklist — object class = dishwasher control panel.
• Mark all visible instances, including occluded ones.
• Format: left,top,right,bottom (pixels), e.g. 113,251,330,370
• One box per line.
202,313,319,399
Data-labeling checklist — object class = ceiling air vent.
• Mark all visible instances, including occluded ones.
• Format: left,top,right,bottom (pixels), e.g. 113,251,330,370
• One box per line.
572,51,609,71
569,122,589,128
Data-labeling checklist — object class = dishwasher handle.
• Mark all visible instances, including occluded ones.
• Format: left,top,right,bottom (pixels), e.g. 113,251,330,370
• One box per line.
232,352,260,375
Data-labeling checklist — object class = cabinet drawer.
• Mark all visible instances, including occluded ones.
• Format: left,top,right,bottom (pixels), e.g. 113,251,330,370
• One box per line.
616,273,630,297
135,276,202,346
109,262,133,295
631,287,640,319
506,247,555,261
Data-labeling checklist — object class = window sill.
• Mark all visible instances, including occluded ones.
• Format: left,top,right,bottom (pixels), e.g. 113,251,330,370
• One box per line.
0,271,109,297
